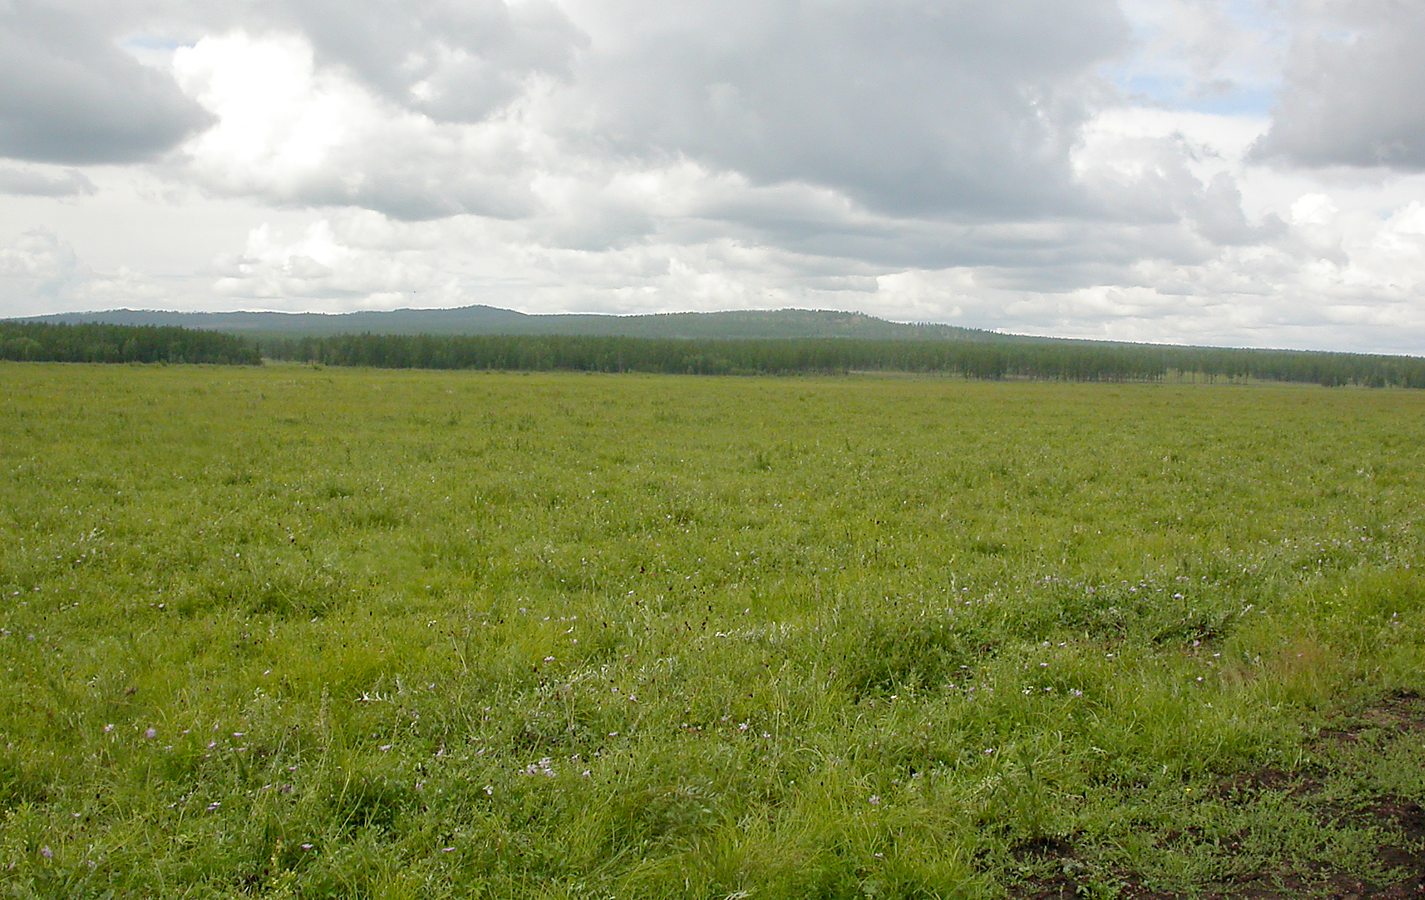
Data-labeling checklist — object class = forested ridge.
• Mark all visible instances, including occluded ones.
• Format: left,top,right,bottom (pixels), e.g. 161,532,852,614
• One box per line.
23,305,995,341
266,331,1425,387
5,319,1424,387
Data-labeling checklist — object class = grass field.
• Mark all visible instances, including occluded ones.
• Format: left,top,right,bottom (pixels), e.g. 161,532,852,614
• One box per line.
2,362,1424,897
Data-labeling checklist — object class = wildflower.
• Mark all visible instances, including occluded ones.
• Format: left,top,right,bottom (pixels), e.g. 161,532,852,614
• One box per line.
483,785,494,796
102,723,114,734
207,801,220,812
40,846,53,859
301,843,314,851
379,744,392,752
868,795,881,806
143,727,157,740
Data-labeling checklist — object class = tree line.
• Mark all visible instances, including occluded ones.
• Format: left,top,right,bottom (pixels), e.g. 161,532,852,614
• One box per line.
5,320,1422,387
0,321,261,365
262,332,1425,388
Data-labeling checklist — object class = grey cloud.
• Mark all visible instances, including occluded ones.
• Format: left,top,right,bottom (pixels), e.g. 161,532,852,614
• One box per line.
1077,132,1286,245
1188,173,1286,245
690,204,1215,276
0,164,96,196
275,0,586,122
973,261,1160,295
564,0,1129,218
685,163,1243,278
0,3,212,164
166,0,1242,260
1253,1,1425,169
244,128,537,222
228,173,535,224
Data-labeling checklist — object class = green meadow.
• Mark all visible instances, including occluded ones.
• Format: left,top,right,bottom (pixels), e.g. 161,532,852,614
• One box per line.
2,362,1423,897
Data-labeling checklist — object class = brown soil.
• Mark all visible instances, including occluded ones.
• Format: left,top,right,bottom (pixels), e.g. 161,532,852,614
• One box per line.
1015,690,1425,898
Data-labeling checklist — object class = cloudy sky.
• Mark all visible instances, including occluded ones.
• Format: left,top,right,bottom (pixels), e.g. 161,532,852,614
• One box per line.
2,0,1424,353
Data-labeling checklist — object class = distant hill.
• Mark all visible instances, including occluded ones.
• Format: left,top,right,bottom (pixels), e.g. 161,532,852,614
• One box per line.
16,305,1007,343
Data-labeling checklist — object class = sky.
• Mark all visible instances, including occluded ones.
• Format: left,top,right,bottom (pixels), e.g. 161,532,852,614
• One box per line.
2,0,1424,354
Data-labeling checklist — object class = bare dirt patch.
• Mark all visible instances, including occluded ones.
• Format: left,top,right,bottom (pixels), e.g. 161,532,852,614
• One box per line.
1012,691,1425,898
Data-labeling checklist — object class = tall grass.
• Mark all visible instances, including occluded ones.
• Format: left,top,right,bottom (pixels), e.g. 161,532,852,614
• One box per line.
2,363,1422,896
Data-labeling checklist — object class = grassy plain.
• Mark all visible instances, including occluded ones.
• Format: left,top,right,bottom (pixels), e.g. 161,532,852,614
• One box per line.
2,362,1424,897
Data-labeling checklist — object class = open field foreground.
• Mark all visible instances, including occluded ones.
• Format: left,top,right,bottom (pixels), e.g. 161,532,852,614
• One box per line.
2,363,1424,897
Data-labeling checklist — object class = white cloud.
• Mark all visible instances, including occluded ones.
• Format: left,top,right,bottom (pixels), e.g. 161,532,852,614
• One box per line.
211,217,451,308
1112,0,1286,113
0,226,198,317
0,229,82,285
172,32,543,219
0,164,96,197
2,1,1424,354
